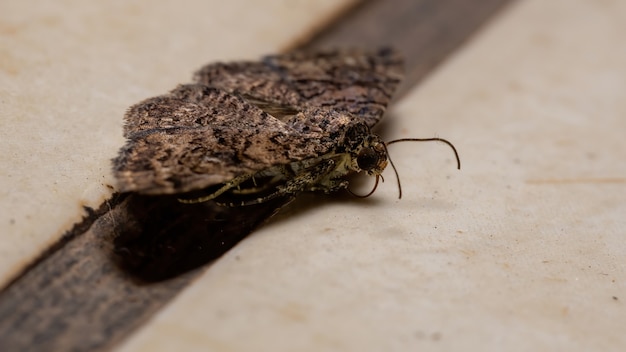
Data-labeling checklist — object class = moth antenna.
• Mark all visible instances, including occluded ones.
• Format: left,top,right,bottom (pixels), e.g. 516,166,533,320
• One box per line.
382,142,404,199
385,137,461,199
348,175,380,198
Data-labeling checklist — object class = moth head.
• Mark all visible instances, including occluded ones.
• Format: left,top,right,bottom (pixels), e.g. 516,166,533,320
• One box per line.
354,135,388,176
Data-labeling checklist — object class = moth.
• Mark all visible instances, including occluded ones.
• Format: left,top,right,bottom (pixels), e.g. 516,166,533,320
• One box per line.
113,48,459,207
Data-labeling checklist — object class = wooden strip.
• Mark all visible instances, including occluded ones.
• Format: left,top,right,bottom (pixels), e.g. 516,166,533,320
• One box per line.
296,0,514,97
0,0,515,351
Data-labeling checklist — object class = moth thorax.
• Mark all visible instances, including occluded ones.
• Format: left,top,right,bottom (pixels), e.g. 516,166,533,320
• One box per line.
355,135,388,175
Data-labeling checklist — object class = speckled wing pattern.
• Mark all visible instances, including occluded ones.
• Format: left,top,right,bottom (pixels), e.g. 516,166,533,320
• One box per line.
113,48,403,195
195,48,403,128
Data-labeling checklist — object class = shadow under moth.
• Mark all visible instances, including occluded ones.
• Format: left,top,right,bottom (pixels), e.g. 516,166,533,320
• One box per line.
112,48,459,281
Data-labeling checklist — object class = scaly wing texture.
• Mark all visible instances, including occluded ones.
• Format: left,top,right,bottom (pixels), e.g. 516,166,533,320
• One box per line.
194,48,404,128
113,49,404,195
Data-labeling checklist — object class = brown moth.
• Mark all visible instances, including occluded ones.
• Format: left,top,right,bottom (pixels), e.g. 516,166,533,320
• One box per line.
113,48,458,207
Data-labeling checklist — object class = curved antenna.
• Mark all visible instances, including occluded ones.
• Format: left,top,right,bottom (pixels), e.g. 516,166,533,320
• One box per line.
385,137,461,199
348,175,382,198
382,142,404,199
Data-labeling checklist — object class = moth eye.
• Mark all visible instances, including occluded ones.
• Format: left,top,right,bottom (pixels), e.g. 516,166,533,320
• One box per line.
356,147,379,171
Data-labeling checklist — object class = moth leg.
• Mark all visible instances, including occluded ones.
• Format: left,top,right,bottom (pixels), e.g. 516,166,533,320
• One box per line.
307,179,349,194
220,159,338,207
178,173,256,204
230,166,291,195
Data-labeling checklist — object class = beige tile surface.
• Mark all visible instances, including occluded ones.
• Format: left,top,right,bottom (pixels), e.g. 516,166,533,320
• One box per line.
114,0,626,351
0,0,355,285
2,0,625,350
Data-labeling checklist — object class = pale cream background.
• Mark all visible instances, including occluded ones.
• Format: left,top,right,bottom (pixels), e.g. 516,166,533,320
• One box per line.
2,0,625,351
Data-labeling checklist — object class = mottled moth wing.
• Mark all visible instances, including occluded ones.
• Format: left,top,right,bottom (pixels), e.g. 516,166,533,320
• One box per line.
113,48,404,196
114,86,314,193
194,48,404,129
115,85,363,195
